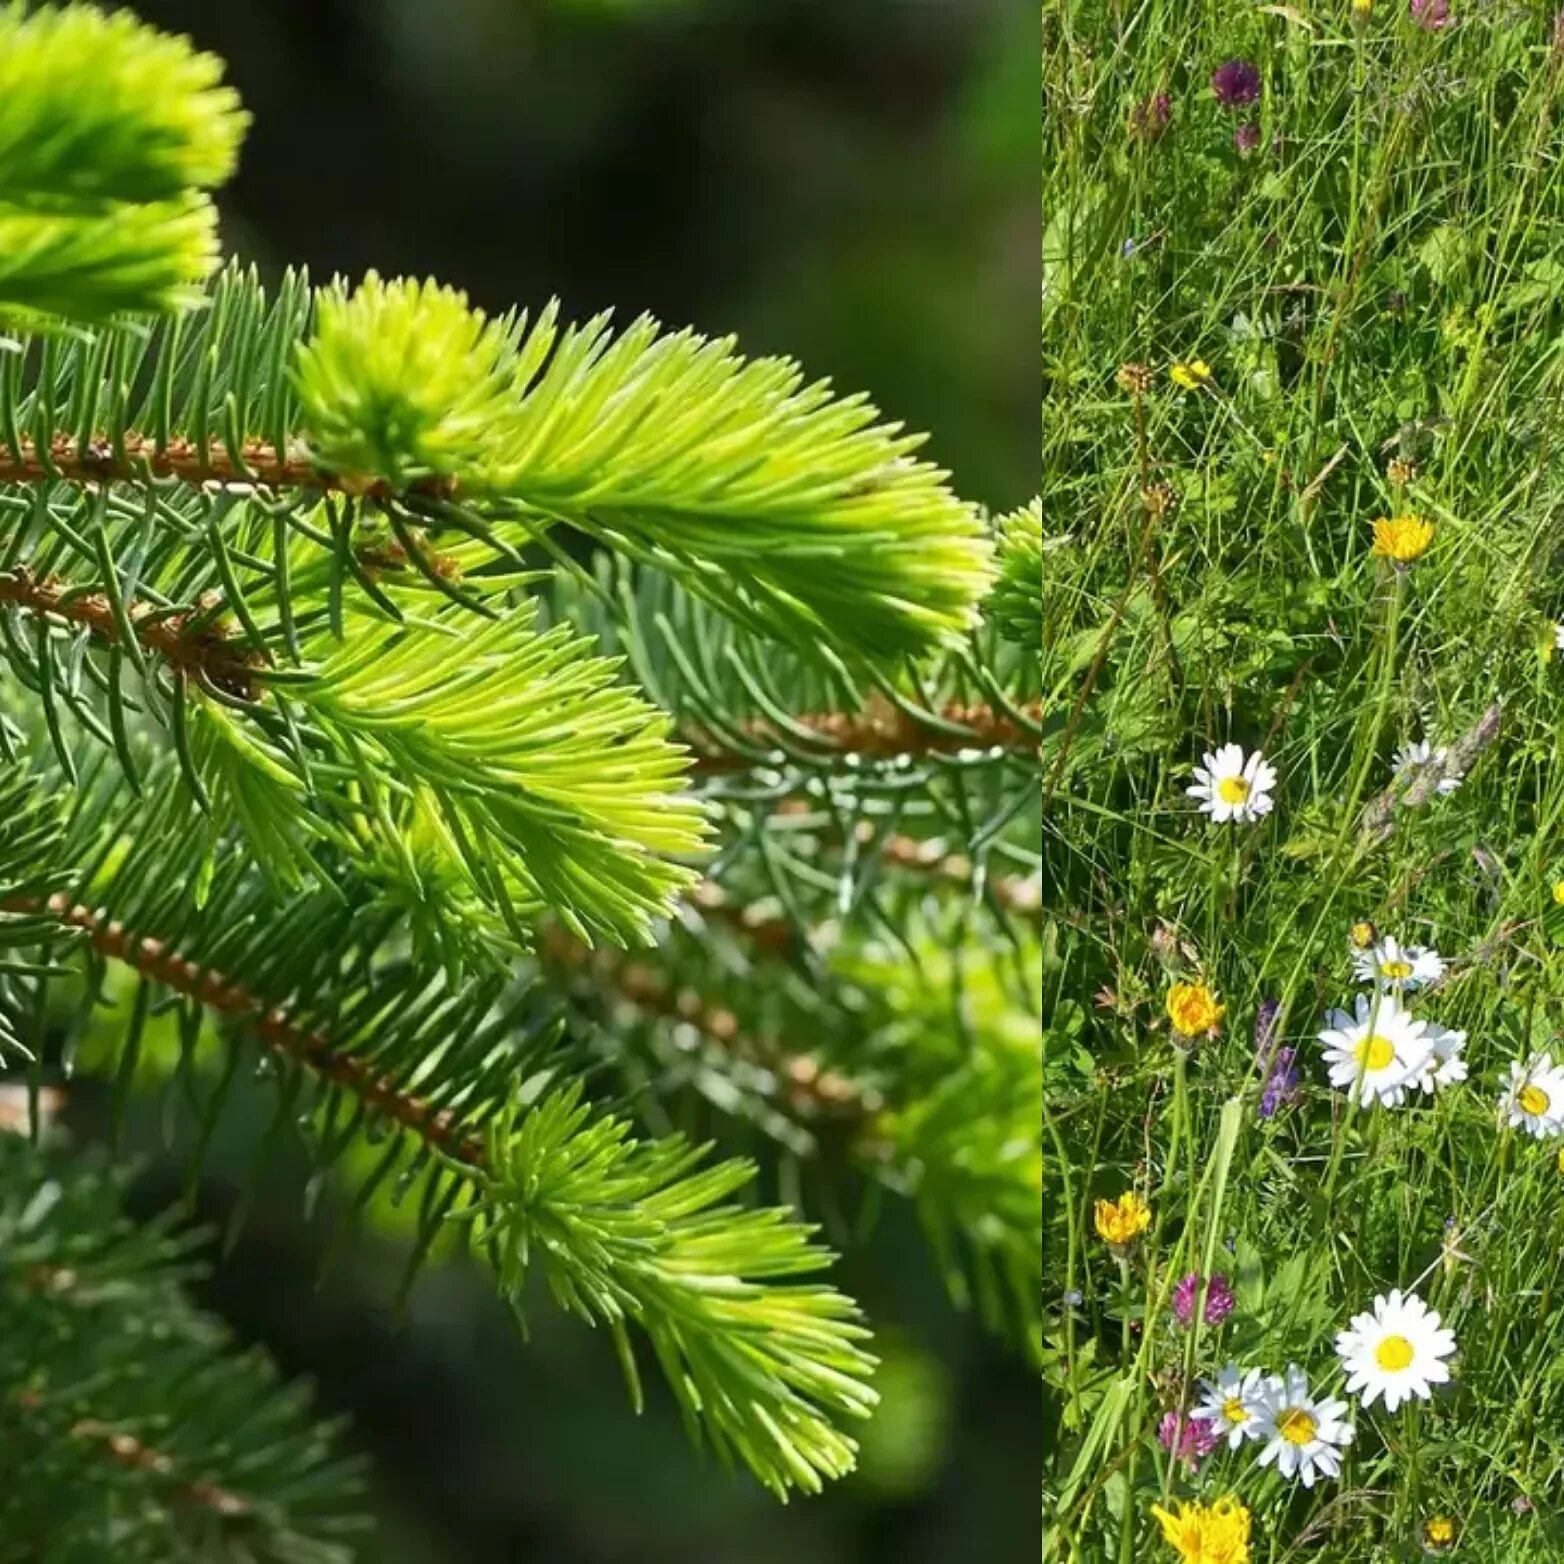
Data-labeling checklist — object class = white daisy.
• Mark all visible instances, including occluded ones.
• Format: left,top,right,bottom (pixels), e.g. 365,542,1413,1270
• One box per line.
1413,1021,1468,1093
1351,935,1445,992
1555,622,1564,652
1194,1363,1268,1449
1501,1052,1564,1138
1187,743,1277,824
1254,1364,1353,1487
1317,992,1432,1108
1336,1289,1455,1412
1394,739,1462,796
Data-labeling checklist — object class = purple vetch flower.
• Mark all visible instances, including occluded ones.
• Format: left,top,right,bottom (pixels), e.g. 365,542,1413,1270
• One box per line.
1234,121,1262,156
1211,59,1261,109
1129,92,1171,142
1158,1410,1221,1469
1171,1271,1237,1327
1411,0,1450,29
1259,1046,1303,1118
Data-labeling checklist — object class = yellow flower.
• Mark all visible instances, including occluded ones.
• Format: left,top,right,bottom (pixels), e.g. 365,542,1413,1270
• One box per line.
1349,920,1377,950
1556,1144,1564,1175
1350,0,1372,15
1553,881,1564,907
1170,359,1212,390
1151,1497,1252,1564
1167,981,1224,1039
1371,514,1434,563
1094,1190,1151,1247
1421,1514,1457,1553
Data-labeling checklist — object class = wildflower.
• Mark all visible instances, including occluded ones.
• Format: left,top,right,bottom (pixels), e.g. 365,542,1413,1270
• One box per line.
1260,1045,1303,1117
1150,1496,1252,1564
1352,934,1445,991
1195,1365,1268,1449
1387,455,1417,486
1210,59,1262,109
1411,0,1450,29
1129,92,1172,143
1372,513,1435,563
1254,1365,1353,1487
1422,1515,1458,1554
1188,744,1276,824
1172,1272,1236,1328
1501,1053,1564,1138
1351,0,1373,21
1337,1289,1456,1411
1234,122,1261,156
1095,1190,1151,1246
1158,1409,1221,1470
1168,981,1224,1040
1553,880,1564,905
1171,359,1212,390
1394,740,1463,796
1117,361,1154,395
1555,622,1564,653
1349,920,1378,950
1557,1144,1564,1174
1318,992,1432,1108
1414,1021,1468,1093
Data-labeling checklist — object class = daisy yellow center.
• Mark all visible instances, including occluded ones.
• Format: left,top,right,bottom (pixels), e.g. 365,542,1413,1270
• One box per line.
1379,959,1414,980
1217,775,1251,805
1277,1407,1317,1446
1222,1395,1249,1425
1355,1034,1396,1072
1521,1083,1551,1116
1374,1334,1415,1372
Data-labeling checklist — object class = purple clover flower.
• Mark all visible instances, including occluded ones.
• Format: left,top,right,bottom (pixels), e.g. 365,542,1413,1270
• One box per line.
1411,0,1450,29
1211,59,1261,109
1158,1410,1221,1469
1171,1271,1237,1328
1234,121,1262,156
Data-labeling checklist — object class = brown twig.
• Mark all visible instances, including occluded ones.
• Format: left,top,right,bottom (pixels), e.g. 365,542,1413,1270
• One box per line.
0,432,453,503
688,695,1041,773
0,567,261,698
32,895,482,1165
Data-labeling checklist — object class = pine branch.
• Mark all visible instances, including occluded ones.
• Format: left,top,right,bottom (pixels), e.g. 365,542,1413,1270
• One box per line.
0,1135,363,1560
0,754,877,1497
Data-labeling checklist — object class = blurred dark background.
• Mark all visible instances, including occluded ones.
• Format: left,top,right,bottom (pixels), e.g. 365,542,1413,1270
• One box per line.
113,0,1037,1558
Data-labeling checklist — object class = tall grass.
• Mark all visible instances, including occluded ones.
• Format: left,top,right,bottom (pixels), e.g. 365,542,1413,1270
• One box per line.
1044,2,1564,1559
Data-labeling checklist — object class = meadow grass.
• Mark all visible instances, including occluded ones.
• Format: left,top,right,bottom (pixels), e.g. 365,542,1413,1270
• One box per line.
1043,2,1564,1559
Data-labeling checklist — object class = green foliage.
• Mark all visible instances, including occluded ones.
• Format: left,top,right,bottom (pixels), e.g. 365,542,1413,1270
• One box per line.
0,5,240,323
0,0,1033,1534
0,4,245,204
294,273,524,487
460,1082,877,1498
988,497,1041,645
0,1135,362,1561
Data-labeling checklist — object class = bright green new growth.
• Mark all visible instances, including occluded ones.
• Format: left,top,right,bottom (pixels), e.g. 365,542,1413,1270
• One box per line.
295,273,523,486
987,497,1041,644
461,1083,878,1499
294,278,995,662
0,3,242,322
0,4,246,203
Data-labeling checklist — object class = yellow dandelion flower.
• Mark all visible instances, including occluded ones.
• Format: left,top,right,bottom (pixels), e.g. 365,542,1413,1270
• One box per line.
1167,981,1224,1039
1421,1514,1458,1554
1553,881,1564,907
1371,514,1434,563
1094,1190,1151,1247
1170,359,1212,390
1151,1496,1252,1564
1556,1144,1564,1175
1349,920,1377,950
1351,0,1372,16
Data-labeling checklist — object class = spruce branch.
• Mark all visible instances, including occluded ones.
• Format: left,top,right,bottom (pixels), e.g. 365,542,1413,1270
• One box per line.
987,497,1042,646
